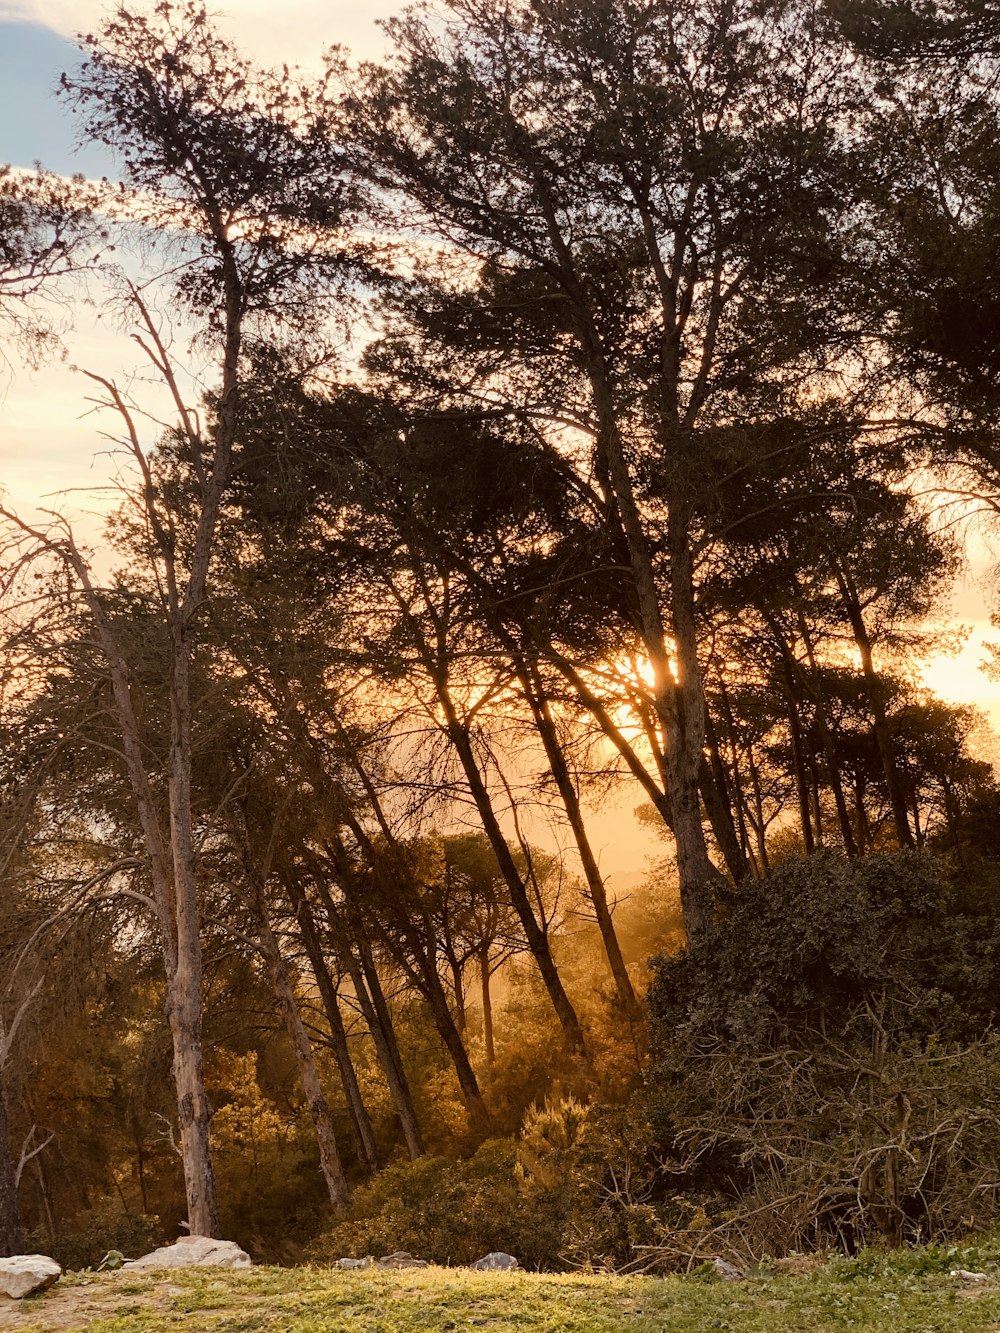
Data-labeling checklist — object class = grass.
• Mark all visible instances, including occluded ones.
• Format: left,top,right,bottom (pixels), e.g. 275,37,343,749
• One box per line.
5,1237,1000,1332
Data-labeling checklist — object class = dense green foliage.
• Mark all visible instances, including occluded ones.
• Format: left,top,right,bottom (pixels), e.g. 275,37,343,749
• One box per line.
645,853,1000,1258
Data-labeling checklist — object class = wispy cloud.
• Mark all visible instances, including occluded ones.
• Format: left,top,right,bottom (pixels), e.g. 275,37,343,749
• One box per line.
0,1,399,65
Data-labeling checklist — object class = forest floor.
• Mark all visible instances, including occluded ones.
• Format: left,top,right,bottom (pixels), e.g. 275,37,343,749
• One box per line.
3,1239,1000,1332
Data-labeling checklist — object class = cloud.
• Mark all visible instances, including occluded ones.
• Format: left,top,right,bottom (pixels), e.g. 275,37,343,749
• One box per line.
0,0,400,66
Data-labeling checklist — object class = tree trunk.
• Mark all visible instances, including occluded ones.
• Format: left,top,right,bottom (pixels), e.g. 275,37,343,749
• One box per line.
836,565,914,849
449,956,467,1034
167,637,220,1239
440,705,586,1053
795,610,858,857
165,968,219,1238
418,959,491,1131
519,659,640,1018
663,506,725,936
254,912,350,1211
537,217,722,940
325,832,477,1126
700,721,750,882
780,661,816,855
365,903,491,1131
311,877,425,1160
350,946,425,1160
479,948,496,1065
744,743,771,874
0,1082,20,1258
716,677,759,872
284,878,377,1173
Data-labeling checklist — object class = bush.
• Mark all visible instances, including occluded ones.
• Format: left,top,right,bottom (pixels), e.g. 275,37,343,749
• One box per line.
309,1139,567,1270
638,852,1000,1265
27,1195,165,1272
649,851,1000,1050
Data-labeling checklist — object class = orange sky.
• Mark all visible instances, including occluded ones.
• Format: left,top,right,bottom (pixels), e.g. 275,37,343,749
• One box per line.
2,0,998,880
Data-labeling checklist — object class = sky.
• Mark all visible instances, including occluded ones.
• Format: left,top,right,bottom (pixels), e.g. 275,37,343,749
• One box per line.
0,1,999,877
0,1,399,522
0,0,669,878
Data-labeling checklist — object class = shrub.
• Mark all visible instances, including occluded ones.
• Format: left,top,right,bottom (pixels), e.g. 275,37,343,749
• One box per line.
638,852,1000,1265
28,1195,164,1272
649,851,1000,1050
309,1139,566,1270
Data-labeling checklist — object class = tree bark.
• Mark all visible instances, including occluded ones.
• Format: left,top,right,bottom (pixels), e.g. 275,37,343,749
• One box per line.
518,658,640,1018
284,878,377,1174
254,911,350,1211
165,972,218,1237
166,634,220,1239
0,1081,20,1258
478,947,496,1065
836,564,914,849
442,711,586,1053
311,876,425,1160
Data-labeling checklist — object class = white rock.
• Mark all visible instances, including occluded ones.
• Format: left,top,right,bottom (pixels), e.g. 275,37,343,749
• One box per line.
126,1237,251,1270
470,1252,519,1271
950,1268,989,1283
0,1255,61,1299
336,1256,374,1269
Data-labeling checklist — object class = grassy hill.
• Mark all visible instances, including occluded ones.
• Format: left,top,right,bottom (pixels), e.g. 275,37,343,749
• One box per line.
4,1238,1000,1332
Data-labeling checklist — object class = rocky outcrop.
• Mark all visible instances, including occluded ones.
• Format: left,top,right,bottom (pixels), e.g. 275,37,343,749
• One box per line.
0,1255,61,1299
126,1237,251,1270
471,1252,519,1271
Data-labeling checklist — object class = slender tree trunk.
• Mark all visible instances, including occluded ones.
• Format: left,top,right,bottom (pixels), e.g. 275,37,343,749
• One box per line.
836,566,914,849
322,834,492,1134
132,1115,150,1215
546,649,675,832
448,956,467,1034
795,610,858,857
254,912,350,1211
518,660,639,1017
373,914,490,1130
165,973,218,1237
64,549,219,1235
367,915,489,1130
0,1081,20,1257
808,752,825,848
716,678,758,872
575,313,720,937
284,879,377,1173
33,1155,57,1242
166,637,220,1239
479,948,496,1065
351,948,425,1160
853,774,870,853
701,721,749,882
744,744,771,875
418,959,491,1130
781,669,816,855
440,705,586,1053
311,877,425,1160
